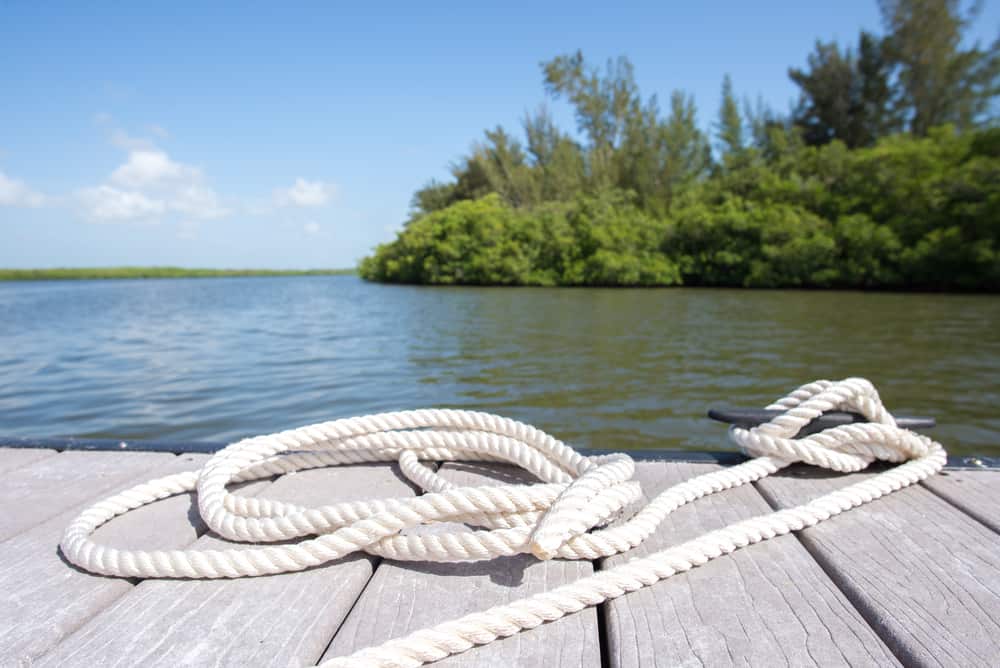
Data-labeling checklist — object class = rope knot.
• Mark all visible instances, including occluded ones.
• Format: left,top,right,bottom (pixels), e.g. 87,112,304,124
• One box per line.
728,377,918,472
527,453,636,559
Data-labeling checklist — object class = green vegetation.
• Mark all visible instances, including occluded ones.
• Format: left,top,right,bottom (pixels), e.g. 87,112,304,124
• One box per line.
362,0,1000,290
0,267,354,281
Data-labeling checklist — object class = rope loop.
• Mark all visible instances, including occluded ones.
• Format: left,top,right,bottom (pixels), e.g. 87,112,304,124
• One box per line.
60,378,946,667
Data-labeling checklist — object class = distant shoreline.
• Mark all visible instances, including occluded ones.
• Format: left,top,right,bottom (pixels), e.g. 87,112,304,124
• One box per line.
0,267,356,281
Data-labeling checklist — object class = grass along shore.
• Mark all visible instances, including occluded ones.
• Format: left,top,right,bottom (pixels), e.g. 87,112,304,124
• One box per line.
0,267,356,281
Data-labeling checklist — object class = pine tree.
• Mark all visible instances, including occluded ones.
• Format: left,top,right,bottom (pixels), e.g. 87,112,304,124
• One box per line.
855,31,899,142
789,32,897,147
880,0,999,134
663,91,712,190
716,75,744,156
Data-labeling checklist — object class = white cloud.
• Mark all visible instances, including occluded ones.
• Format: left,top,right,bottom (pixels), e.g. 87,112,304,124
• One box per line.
274,178,336,207
71,120,335,226
111,149,200,188
0,170,45,207
77,185,166,222
168,183,229,219
78,145,229,223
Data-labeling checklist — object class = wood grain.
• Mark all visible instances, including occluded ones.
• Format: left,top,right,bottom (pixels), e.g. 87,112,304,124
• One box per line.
4,446,998,668
39,463,420,668
757,465,1000,667
922,469,1000,534
601,461,899,667
0,453,208,665
322,462,602,667
0,450,175,542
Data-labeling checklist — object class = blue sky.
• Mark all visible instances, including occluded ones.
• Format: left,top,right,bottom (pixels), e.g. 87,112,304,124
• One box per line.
1,1,997,269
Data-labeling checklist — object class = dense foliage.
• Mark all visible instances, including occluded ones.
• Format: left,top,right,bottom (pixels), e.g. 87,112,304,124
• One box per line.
362,128,1000,289
362,0,999,290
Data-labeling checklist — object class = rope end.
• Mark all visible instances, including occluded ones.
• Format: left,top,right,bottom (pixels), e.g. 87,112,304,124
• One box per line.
529,540,558,561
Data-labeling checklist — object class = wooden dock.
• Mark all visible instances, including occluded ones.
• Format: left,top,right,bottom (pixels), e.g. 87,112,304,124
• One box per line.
1,446,999,667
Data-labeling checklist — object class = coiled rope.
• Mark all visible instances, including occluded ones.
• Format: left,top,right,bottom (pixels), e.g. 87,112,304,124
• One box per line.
62,378,946,667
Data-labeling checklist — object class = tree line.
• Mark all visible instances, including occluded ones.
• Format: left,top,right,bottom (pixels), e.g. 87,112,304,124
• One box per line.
361,0,999,290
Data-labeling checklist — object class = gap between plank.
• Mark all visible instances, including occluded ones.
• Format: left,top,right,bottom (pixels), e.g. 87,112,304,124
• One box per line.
316,553,385,664
918,480,1000,537
594,600,612,668
750,479,911,667
317,461,443,665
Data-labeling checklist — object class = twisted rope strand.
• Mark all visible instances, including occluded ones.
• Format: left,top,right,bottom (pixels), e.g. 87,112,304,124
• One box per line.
60,377,946,666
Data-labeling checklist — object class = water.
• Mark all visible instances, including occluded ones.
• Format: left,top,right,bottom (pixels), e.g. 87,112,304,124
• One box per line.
0,276,997,455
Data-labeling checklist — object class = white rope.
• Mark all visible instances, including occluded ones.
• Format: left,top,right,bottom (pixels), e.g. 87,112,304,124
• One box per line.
61,377,946,667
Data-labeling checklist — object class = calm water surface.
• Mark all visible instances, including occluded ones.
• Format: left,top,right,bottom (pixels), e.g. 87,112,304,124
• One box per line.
1,276,997,455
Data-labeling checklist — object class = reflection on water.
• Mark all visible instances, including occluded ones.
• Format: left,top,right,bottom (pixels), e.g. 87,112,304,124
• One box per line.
0,276,997,455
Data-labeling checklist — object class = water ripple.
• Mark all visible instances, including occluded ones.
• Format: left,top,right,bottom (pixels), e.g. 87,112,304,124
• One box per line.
0,277,997,455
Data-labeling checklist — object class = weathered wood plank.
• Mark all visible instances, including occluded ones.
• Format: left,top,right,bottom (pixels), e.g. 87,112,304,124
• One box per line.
601,461,899,667
0,453,212,666
0,450,176,542
922,470,1000,534
39,463,420,668
757,466,1000,667
0,447,58,475
322,463,601,667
